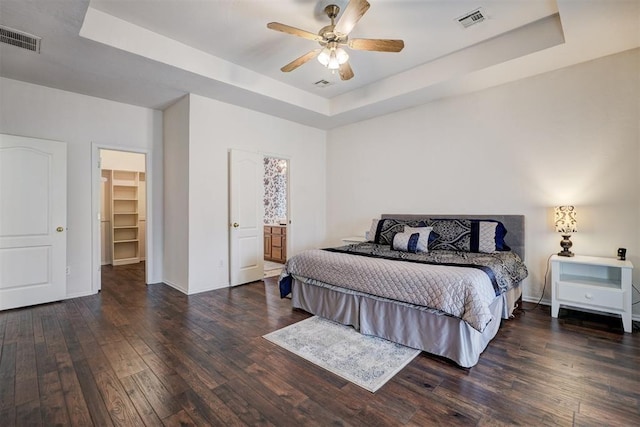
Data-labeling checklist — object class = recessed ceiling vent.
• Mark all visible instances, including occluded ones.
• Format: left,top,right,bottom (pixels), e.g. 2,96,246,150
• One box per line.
457,8,486,29
314,79,332,88
0,25,41,53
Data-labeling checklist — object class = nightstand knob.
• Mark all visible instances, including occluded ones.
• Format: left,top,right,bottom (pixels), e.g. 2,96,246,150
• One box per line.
584,293,593,300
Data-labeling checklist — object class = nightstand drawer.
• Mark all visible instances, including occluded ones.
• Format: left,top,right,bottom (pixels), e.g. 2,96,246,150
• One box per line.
556,282,624,310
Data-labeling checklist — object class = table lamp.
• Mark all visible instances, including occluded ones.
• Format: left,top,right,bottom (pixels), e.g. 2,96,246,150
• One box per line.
555,206,577,257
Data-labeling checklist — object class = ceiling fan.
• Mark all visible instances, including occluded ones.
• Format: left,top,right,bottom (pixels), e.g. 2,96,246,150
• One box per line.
266,0,404,81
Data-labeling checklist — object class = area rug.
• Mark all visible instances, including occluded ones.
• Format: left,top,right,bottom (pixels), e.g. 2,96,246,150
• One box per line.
263,316,421,392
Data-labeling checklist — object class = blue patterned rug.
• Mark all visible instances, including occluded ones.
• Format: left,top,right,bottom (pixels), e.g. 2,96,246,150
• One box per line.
263,316,421,392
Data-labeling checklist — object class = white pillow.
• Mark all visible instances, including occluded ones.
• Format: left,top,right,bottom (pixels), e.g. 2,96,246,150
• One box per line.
478,221,499,253
392,231,421,253
402,226,433,253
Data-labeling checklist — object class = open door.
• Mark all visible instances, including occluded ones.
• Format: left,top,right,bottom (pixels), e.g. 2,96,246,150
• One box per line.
0,134,67,310
229,149,264,286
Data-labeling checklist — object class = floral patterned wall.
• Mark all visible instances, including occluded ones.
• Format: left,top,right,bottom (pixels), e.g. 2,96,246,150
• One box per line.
264,157,287,224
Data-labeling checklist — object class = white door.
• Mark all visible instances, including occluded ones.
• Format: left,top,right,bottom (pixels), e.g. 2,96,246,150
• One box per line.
0,134,67,310
229,149,264,286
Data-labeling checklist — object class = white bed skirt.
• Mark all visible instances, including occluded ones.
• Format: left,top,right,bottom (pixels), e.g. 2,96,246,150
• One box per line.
291,277,521,368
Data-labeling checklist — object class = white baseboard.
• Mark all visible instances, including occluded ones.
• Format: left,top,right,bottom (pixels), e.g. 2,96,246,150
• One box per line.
522,295,640,323
522,295,551,306
65,290,97,299
161,280,188,295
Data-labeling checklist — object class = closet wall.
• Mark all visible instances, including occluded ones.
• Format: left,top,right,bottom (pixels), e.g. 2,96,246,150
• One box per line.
100,150,146,265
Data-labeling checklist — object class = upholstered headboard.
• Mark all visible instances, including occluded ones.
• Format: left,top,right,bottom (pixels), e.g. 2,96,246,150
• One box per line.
381,214,525,261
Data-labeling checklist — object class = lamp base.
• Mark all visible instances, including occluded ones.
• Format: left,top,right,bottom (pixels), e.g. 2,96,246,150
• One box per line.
558,234,574,257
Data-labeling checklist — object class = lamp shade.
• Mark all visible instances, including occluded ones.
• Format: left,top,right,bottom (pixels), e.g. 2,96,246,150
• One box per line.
554,206,577,234
317,47,331,66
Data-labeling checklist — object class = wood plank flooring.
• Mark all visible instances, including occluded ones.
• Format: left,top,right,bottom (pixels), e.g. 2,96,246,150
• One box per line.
1,262,639,426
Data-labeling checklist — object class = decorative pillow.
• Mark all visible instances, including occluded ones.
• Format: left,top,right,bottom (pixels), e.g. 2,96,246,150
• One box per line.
403,226,436,253
427,219,472,251
392,232,421,253
475,221,499,253
475,219,510,252
371,218,429,245
427,219,510,253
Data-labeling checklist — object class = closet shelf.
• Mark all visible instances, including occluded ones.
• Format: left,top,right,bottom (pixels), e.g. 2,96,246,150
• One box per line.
112,257,139,266
111,169,141,266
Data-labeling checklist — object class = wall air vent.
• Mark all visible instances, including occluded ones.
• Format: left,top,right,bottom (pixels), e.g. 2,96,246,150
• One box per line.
314,79,332,88
0,25,41,53
457,8,486,29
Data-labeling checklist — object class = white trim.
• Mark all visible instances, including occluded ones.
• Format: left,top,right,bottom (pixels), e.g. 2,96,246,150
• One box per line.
65,291,98,299
524,295,640,323
521,296,551,306
186,284,227,295
162,279,188,294
91,143,153,293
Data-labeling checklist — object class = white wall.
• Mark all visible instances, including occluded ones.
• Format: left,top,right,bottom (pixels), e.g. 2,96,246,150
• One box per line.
326,49,640,313
163,96,190,292
164,94,326,294
0,77,163,297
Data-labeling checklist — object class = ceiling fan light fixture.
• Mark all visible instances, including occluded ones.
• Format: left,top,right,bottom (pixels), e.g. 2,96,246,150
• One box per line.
317,47,331,66
327,50,340,69
318,46,349,70
267,0,403,81
335,47,349,64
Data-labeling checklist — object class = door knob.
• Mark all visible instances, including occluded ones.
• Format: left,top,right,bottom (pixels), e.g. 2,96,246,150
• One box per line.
56,226,64,232
232,223,239,228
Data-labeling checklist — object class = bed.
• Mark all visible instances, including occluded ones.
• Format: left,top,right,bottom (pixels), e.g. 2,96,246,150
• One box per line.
279,214,528,368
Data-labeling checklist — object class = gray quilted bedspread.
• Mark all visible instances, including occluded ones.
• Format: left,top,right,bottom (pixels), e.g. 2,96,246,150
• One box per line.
282,246,527,332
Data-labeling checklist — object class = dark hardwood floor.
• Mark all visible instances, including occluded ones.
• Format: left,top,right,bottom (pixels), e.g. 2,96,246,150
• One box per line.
1,262,639,426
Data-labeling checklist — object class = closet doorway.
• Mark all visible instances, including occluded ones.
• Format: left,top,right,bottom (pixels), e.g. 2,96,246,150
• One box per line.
99,149,147,278
263,156,289,278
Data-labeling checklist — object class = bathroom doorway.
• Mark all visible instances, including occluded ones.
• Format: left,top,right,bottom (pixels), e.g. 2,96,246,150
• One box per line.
263,156,288,278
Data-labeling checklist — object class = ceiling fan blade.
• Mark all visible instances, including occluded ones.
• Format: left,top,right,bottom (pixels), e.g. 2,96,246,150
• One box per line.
281,49,322,72
267,22,323,42
334,0,370,36
348,38,405,52
339,62,354,81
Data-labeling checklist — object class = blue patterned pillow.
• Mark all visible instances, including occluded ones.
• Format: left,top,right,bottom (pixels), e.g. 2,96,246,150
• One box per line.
392,232,421,253
403,226,436,252
477,219,510,251
427,219,510,253
370,218,429,245
478,219,511,252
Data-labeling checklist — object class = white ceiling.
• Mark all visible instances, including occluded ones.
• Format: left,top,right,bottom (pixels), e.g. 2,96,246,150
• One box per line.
0,0,638,129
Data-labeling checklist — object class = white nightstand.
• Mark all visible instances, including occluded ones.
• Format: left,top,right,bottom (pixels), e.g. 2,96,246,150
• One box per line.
341,236,366,244
551,254,633,333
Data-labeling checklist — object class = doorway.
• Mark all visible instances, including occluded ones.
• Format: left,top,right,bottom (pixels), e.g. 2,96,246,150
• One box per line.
99,149,147,282
263,156,289,278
